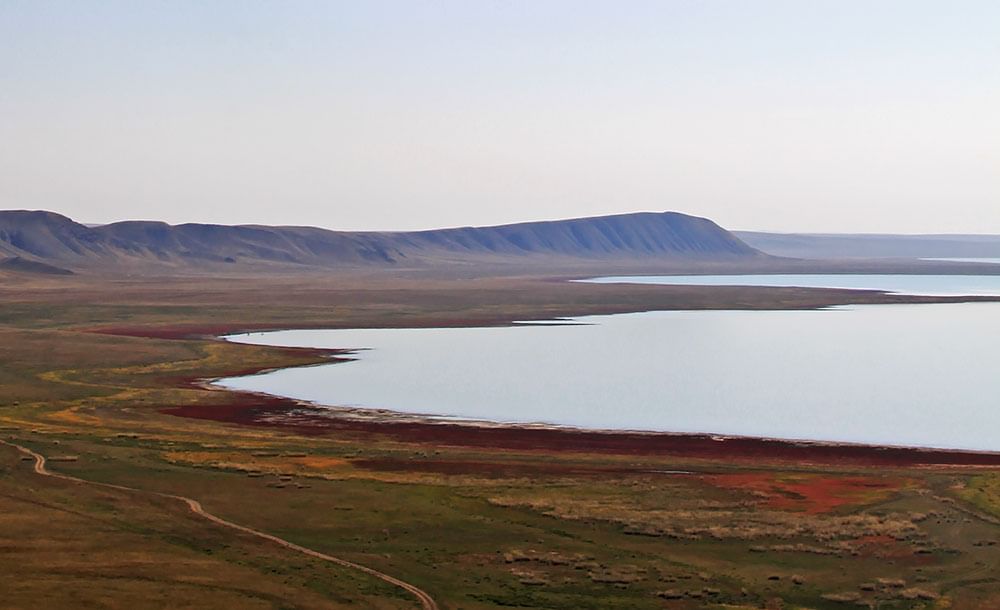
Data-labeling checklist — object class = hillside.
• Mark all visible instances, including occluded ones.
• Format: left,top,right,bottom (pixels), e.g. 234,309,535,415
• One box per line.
0,257,74,275
0,210,762,272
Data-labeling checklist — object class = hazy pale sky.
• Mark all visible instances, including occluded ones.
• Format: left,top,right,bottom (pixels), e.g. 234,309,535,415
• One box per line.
1,1,997,233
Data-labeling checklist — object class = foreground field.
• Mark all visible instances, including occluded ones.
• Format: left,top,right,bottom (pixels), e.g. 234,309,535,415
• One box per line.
2,273,1000,609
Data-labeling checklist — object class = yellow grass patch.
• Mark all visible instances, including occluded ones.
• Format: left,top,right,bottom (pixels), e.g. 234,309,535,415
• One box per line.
162,450,351,476
288,455,348,469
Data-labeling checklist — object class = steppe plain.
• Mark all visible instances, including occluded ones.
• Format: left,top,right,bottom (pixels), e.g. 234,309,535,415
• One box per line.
4,269,1000,610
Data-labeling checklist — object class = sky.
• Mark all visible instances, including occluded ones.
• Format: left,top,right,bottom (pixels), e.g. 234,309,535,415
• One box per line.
1,1,997,233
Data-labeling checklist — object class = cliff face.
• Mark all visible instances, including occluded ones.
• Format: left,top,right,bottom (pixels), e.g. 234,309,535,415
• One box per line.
0,210,763,271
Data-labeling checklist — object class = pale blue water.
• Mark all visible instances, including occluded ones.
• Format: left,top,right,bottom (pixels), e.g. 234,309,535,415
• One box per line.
219,302,1000,451
578,274,1000,296
922,258,1000,265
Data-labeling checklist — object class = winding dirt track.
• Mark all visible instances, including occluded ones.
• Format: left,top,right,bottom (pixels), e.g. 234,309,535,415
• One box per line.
1,440,438,610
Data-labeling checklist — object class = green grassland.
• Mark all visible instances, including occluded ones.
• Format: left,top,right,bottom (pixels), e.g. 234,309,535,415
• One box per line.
2,274,1000,609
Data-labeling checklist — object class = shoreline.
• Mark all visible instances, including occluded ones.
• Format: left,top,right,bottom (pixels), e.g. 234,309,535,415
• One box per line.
142,315,1000,468
208,337,1000,458
200,381,1000,460
78,283,1000,468
89,280,1000,341
162,387,1000,467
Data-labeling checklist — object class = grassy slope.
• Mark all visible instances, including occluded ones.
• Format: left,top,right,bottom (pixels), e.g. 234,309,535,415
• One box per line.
2,273,1000,609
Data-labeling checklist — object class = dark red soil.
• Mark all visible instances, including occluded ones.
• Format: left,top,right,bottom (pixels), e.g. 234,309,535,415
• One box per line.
161,393,1000,468
703,472,903,514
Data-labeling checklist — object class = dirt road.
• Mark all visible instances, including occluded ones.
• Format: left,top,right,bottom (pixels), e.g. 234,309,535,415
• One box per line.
1,439,439,610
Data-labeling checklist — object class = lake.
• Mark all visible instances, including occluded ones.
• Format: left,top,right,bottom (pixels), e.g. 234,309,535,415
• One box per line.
577,273,1000,296
219,300,1000,451
923,257,1000,265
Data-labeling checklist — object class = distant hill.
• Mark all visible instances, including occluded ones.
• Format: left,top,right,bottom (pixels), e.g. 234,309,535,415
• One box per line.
0,210,763,272
736,231,1000,259
0,256,74,275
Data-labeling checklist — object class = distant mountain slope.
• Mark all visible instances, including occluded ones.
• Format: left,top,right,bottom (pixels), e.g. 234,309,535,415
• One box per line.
0,210,762,271
0,256,74,275
396,212,758,259
736,231,1000,259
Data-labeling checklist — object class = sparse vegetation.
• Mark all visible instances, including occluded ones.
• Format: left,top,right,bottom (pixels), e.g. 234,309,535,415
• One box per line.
2,274,1000,608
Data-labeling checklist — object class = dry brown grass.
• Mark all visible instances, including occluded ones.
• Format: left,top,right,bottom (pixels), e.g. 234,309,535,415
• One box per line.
4,272,1000,609
0,447,412,610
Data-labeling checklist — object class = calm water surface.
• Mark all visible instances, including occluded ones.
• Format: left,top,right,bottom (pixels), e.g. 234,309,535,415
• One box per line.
578,274,1000,296
220,302,1000,451
922,258,1000,265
